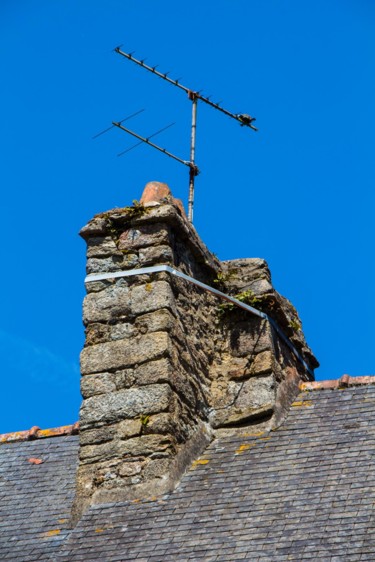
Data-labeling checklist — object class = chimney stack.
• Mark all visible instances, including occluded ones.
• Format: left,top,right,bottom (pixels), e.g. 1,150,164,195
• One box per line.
73,181,318,519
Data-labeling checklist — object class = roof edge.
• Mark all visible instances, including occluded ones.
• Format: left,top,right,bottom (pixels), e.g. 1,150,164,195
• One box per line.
0,422,79,444
300,374,375,391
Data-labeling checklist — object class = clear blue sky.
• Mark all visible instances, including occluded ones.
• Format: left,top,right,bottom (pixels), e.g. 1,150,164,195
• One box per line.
1,1,374,433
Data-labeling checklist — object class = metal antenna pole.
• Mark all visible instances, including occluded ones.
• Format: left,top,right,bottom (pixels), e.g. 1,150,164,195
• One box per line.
112,46,258,223
188,92,198,222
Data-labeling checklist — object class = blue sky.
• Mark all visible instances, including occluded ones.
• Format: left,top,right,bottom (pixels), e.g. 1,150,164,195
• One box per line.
1,1,374,433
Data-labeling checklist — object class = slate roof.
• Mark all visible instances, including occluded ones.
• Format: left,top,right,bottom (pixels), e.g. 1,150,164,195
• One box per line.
1,381,375,561
0,434,78,561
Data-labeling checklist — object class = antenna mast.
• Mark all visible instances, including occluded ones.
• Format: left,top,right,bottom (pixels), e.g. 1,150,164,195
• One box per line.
114,46,257,222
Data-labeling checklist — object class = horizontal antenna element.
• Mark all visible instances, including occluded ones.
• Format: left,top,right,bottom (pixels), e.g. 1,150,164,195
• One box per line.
92,108,144,139
112,121,199,175
117,122,176,157
110,44,259,223
114,46,257,130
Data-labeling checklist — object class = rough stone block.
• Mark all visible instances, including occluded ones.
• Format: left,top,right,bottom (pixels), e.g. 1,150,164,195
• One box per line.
143,413,173,435
135,358,171,385
80,384,172,426
80,425,116,446
117,419,142,439
211,403,274,428
85,279,116,294
80,331,170,374
135,309,175,335
85,323,111,346
118,460,144,477
86,254,138,274
110,323,136,340
115,368,136,389
249,350,274,375
86,236,119,258
227,319,273,356
80,440,118,464
130,281,175,316
222,258,272,292
118,223,169,251
80,217,107,239
142,458,171,479
81,372,117,398
138,245,174,266
118,435,175,457
83,285,130,324
235,374,276,410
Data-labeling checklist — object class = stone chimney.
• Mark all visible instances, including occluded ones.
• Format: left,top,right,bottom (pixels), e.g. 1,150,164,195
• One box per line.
73,181,318,519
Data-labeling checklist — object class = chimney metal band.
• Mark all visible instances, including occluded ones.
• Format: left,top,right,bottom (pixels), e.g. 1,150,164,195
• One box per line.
85,265,314,377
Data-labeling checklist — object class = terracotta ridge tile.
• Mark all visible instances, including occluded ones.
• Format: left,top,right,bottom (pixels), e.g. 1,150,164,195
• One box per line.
0,421,79,444
300,374,375,391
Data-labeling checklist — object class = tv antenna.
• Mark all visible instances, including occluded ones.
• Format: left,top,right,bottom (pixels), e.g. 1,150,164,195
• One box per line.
113,46,258,223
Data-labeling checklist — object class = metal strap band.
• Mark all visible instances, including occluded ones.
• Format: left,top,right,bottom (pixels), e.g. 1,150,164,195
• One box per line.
85,265,313,377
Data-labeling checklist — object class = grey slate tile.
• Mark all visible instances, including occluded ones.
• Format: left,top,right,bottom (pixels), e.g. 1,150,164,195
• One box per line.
3,386,375,560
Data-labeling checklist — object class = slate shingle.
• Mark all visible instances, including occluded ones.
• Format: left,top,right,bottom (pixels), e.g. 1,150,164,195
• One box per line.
50,385,375,561
0,435,78,561
2,386,375,561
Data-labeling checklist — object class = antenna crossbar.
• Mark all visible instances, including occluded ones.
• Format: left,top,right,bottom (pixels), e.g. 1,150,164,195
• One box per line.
111,45,258,223
114,47,257,131
112,121,198,174
92,108,145,139
117,122,176,157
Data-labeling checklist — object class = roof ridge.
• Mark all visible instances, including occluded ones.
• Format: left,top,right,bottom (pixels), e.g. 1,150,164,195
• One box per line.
300,374,375,391
0,422,79,444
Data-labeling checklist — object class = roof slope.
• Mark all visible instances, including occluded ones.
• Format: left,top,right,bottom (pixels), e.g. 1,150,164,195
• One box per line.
0,435,78,561
54,385,375,561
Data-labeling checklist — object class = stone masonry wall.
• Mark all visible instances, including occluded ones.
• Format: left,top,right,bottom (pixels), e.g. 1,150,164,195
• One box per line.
73,181,318,520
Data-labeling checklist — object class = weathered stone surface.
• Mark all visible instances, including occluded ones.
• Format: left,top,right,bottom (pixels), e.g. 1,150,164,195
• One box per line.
135,309,174,335
75,183,318,518
110,323,135,340
115,369,136,389
86,254,138,274
80,441,118,464
80,384,172,426
210,379,239,409
80,332,170,374
85,279,115,294
235,374,276,410
221,258,272,293
142,458,171,479
172,198,187,219
128,203,219,274
80,425,116,446
81,372,116,398
249,350,274,375
118,223,169,251
87,236,119,258
85,323,111,346
143,413,173,435
118,435,175,456
83,285,130,324
138,245,174,266
118,461,143,477
135,358,171,385
117,419,142,439
226,319,273,356
130,281,175,316
80,217,107,239
211,403,274,428
214,356,248,381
